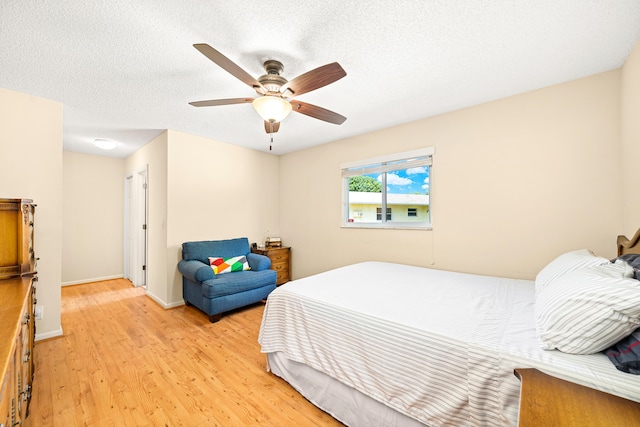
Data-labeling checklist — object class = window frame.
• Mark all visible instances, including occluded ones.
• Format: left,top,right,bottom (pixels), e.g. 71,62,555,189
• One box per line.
341,147,433,230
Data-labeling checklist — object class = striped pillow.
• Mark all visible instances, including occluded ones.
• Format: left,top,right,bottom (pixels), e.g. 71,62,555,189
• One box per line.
535,261,640,354
534,249,609,295
208,256,250,275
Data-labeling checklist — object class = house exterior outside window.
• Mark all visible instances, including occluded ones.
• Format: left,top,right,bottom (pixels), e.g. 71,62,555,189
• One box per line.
376,207,392,221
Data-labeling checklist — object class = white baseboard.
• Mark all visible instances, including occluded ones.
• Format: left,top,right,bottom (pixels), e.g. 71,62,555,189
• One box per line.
145,289,185,309
62,274,125,286
35,327,63,341
164,300,185,309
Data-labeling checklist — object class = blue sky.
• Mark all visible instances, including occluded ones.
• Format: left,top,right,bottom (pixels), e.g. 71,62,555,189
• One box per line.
370,166,430,194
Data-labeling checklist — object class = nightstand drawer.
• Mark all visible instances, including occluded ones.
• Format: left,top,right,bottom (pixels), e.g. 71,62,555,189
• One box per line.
272,260,288,270
272,263,289,275
273,266,289,283
251,246,291,285
270,252,289,263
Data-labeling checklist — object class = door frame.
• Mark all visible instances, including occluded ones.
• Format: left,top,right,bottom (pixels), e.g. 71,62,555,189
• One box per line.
124,165,148,287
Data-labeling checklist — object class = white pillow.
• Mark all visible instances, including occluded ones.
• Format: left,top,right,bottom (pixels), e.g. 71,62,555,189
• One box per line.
535,261,640,354
535,249,609,295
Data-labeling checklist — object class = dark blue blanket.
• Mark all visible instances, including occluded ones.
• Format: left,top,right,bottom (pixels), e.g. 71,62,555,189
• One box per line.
604,329,640,374
603,254,640,373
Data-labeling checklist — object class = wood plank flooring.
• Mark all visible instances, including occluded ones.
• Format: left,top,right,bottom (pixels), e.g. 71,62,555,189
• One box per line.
25,279,343,426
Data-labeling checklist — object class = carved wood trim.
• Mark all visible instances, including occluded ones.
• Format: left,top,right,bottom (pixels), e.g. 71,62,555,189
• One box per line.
617,228,640,256
22,203,30,224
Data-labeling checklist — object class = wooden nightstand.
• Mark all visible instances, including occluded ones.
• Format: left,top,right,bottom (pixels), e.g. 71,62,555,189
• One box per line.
514,368,640,426
251,246,291,285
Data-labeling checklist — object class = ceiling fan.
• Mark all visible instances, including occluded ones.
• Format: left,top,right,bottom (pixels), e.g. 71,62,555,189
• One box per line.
189,43,347,145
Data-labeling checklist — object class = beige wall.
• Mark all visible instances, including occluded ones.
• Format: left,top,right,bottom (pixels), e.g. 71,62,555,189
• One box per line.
280,70,623,280
166,130,280,305
125,131,169,306
621,40,640,236
0,87,63,339
62,151,125,284
125,129,280,307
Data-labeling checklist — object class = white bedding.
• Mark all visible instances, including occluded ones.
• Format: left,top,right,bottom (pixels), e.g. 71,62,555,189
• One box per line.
258,262,640,426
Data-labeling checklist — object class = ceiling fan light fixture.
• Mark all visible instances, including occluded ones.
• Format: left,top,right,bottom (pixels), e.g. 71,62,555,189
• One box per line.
93,138,118,150
252,96,292,123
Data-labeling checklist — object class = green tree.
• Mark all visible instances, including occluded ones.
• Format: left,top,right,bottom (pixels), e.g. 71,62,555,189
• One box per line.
349,176,382,192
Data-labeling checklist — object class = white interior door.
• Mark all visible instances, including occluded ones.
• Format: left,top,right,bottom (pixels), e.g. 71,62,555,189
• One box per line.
126,166,148,287
125,175,133,280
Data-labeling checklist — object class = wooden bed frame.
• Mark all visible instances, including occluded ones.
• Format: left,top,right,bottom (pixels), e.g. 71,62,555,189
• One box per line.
517,228,640,426
618,228,640,255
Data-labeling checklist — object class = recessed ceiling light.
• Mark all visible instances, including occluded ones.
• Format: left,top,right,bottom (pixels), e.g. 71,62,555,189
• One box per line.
93,138,118,150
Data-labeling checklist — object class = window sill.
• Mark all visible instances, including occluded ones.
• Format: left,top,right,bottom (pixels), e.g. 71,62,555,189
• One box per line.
341,223,432,230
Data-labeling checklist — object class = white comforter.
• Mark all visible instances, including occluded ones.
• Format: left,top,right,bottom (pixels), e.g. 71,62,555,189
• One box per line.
258,262,639,426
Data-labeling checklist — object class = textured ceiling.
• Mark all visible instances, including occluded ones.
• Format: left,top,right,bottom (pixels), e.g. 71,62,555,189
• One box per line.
1,1,640,158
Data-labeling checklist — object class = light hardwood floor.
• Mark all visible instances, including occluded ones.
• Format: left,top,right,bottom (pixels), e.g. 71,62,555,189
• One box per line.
25,279,343,426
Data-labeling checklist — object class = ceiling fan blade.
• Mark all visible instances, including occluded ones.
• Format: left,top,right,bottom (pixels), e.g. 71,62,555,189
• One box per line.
280,63,346,97
290,100,347,125
193,44,266,93
264,121,280,134
189,98,254,107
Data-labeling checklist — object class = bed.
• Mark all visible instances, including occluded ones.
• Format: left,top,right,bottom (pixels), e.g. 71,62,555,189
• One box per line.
258,230,640,426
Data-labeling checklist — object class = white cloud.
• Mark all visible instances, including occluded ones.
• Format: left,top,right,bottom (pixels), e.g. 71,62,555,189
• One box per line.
385,173,412,186
422,176,430,190
406,167,426,175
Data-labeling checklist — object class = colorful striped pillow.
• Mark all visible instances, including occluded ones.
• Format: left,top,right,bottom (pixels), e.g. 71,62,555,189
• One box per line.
208,256,250,275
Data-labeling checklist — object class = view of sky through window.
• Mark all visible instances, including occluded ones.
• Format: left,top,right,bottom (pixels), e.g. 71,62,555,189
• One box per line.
369,166,429,195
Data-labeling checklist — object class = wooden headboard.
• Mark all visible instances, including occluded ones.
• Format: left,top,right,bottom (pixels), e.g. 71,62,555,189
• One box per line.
617,228,640,256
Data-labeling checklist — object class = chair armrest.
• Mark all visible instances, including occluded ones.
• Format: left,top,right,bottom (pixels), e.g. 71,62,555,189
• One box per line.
247,253,271,271
178,259,215,282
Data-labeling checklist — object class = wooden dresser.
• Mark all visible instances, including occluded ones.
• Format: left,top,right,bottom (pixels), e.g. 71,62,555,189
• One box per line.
0,199,37,427
515,368,640,426
251,246,291,285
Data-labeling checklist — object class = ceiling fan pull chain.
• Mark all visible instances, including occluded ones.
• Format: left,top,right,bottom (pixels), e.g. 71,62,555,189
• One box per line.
270,122,274,150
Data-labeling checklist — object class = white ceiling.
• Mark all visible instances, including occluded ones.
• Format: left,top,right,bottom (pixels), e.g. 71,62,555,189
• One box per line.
2,1,640,158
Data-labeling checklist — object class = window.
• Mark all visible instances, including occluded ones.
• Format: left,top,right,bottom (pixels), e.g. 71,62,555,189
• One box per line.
376,207,392,221
341,148,432,229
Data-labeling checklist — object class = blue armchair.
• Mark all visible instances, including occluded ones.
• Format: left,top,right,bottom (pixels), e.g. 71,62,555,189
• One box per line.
178,237,277,322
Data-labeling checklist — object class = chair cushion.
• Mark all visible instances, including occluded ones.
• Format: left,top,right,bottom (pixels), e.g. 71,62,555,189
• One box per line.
182,238,250,264
201,269,277,298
